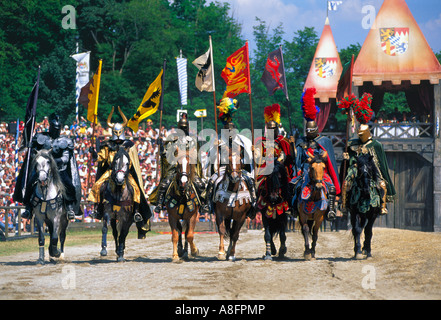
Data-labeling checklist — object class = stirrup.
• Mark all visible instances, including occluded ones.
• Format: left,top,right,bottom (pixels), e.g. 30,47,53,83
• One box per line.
327,210,336,221
134,212,143,222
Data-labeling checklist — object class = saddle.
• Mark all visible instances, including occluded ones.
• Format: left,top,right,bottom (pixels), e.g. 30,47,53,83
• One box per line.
298,174,329,215
213,175,252,208
165,179,200,215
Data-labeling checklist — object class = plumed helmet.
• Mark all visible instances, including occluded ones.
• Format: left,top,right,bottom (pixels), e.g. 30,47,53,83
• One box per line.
264,104,281,136
107,106,128,141
305,120,319,139
49,113,62,139
178,112,189,133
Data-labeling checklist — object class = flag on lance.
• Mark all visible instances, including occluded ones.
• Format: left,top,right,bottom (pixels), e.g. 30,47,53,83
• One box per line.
315,57,338,78
380,27,409,56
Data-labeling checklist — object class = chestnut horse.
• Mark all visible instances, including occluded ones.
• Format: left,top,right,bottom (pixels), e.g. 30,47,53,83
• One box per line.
297,150,330,260
165,152,200,262
214,151,252,261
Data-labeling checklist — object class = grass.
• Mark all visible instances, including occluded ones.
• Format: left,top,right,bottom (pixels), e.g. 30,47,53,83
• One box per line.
0,228,157,257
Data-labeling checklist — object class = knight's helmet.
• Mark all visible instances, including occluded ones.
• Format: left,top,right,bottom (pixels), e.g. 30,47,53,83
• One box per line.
264,103,281,137
178,112,189,136
354,93,374,143
301,88,320,140
49,113,62,139
107,106,128,141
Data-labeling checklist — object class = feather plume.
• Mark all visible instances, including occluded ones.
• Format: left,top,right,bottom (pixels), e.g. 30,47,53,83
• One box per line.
264,104,281,123
301,88,319,121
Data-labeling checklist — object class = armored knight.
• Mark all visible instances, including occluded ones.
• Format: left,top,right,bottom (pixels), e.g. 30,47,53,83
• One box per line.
341,93,396,215
150,113,206,213
88,106,151,237
291,88,340,220
202,97,257,218
14,114,81,220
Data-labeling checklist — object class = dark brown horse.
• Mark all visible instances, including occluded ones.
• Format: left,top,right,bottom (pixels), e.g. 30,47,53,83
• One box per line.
257,159,289,261
214,151,252,261
101,148,135,262
297,150,329,260
165,152,200,262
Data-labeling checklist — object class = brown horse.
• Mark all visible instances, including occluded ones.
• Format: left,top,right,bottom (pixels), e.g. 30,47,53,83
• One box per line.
297,150,329,260
165,152,200,262
214,151,252,261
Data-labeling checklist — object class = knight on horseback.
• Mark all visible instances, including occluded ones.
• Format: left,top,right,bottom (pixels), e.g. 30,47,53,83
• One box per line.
88,106,151,238
341,93,396,215
202,97,257,219
150,112,206,214
14,114,82,220
290,88,341,220
254,103,295,216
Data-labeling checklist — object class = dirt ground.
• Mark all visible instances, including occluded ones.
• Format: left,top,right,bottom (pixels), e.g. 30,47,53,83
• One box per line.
1,226,441,300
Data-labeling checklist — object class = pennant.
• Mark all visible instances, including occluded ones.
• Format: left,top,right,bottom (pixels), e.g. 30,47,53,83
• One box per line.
128,69,163,132
176,56,188,105
79,59,102,124
23,68,40,147
221,42,251,98
71,51,91,89
261,47,288,98
193,48,214,92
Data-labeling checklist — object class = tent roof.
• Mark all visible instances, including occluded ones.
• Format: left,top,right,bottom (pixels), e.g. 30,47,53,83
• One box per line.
303,17,343,103
353,0,441,87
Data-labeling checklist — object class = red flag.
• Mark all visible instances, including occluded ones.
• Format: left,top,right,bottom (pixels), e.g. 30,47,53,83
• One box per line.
221,42,251,98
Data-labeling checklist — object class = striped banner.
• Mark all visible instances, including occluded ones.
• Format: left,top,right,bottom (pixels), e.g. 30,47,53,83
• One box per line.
176,56,188,106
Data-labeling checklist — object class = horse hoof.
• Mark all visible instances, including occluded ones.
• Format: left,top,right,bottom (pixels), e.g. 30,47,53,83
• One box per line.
191,248,199,257
117,256,125,262
59,253,65,261
263,254,273,261
355,253,365,260
172,256,181,263
304,253,312,261
228,255,236,262
100,248,108,257
217,253,226,261
37,259,45,265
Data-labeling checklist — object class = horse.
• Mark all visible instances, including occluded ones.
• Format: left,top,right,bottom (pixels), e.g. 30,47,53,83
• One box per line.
100,147,135,262
165,151,201,262
31,149,69,265
213,151,252,261
345,153,381,259
257,159,289,261
297,150,330,260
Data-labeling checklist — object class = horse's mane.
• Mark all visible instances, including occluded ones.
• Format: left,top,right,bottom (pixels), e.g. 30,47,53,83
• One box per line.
31,149,66,197
356,153,379,180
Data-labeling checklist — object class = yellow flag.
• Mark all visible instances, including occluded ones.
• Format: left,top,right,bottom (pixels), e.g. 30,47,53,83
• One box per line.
79,59,102,124
128,69,163,132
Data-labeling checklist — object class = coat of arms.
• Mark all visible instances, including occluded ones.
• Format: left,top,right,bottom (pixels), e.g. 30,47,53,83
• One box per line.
380,27,409,56
315,58,338,79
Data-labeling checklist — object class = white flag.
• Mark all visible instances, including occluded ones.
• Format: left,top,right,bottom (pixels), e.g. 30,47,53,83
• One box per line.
192,48,214,92
176,57,188,106
328,1,343,11
71,52,90,89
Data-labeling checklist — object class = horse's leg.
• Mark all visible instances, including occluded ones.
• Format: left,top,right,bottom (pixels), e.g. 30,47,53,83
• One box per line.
262,213,273,260
278,213,288,259
351,211,365,259
101,212,109,256
168,214,180,262
362,209,378,258
227,212,246,262
299,211,312,260
110,218,119,257
311,212,324,259
215,208,227,260
47,215,61,259
187,211,199,258
35,215,45,265
116,217,131,263
59,213,68,260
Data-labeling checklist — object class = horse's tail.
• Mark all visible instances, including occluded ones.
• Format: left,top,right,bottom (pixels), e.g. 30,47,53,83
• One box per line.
268,214,287,239
177,219,188,235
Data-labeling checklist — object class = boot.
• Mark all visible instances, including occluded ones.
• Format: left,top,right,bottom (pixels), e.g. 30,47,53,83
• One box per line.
154,189,165,214
326,186,336,221
201,180,214,214
22,204,33,219
244,176,257,219
90,203,103,220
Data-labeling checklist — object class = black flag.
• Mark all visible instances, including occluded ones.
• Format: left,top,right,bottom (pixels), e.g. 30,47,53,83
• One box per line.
261,46,288,99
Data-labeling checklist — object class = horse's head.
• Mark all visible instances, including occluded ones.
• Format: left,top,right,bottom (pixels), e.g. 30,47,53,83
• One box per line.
266,160,288,205
111,148,130,186
33,150,55,186
176,152,193,190
226,151,242,184
356,153,375,198
307,150,328,191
